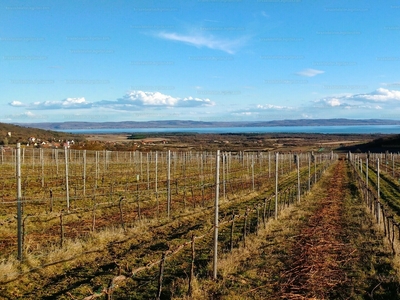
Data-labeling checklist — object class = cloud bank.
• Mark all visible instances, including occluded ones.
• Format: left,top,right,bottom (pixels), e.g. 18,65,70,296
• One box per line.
9,91,215,111
316,88,400,109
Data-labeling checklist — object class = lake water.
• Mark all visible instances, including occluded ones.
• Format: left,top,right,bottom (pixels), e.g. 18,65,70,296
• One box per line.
59,125,400,135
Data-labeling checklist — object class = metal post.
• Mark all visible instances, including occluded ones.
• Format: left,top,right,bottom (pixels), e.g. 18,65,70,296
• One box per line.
366,157,369,206
155,151,159,218
377,158,380,224
314,153,317,183
297,154,300,203
16,143,23,261
275,152,279,219
268,152,271,178
366,157,368,188
251,154,255,191
65,147,70,212
223,153,226,200
308,152,311,192
167,150,171,218
213,150,220,280
83,150,86,196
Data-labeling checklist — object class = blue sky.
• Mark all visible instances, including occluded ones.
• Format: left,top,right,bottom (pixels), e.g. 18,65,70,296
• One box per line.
1,0,400,123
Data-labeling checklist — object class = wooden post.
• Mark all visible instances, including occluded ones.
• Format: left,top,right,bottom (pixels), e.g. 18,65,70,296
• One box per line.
243,210,248,248
263,198,267,229
230,212,235,252
119,197,126,231
92,203,96,232
49,188,53,212
60,213,64,248
156,253,166,300
188,235,195,296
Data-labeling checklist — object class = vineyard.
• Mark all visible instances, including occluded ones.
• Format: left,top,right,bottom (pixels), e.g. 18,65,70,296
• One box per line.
349,152,400,254
1,146,400,299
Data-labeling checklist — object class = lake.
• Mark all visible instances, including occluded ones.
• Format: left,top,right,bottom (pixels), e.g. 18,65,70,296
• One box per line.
58,125,400,135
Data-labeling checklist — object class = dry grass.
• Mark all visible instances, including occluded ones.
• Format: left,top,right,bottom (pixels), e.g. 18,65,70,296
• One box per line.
173,162,400,299
172,182,324,300
0,220,155,285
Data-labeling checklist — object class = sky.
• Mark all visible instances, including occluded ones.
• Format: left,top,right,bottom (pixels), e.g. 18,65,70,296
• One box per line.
1,0,400,123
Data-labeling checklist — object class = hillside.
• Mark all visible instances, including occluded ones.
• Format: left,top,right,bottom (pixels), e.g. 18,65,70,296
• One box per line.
0,122,84,146
339,134,400,152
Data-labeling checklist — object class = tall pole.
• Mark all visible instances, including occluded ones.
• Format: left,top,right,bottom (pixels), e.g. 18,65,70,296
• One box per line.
297,154,300,203
83,150,86,196
268,152,271,178
366,157,369,206
251,154,255,191
308,152,311,192
167,150,171,219
275,152,279,219
65,147,70,212
16,143,23,261
213,150,220,280
366,157,369,188
314,152,317,184
155,151,159,217
222,153,226,200
377,158,380,224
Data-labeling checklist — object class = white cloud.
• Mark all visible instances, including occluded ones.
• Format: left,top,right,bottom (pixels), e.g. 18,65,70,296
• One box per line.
9,100,25,107
296,68,325,77
25,111,35,117
353,88,400,102
101,91,215,110
326,98,341,107
122,91,178,106
256,104,293,110
16,91,215,112
232,111,258,116
30,97,92,110
315,88,400,109
157,31,246,54
63,97,88,105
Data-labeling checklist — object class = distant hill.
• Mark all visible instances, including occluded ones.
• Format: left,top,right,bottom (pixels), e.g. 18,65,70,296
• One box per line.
339,134,400,152
17,118,400,130
0,122,84,146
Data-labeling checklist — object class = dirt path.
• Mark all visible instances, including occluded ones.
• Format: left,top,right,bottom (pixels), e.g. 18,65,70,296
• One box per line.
195,160,400,299
280,160,355,298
